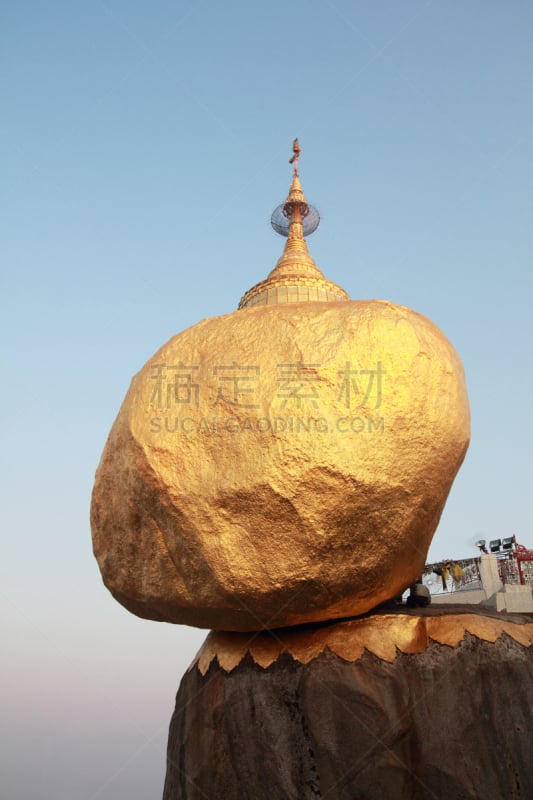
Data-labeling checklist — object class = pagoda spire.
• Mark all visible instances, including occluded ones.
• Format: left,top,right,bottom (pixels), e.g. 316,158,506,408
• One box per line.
238,140,349,309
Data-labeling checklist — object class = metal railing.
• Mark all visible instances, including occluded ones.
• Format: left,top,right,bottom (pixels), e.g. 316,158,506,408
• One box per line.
423,543,533,596
422,557,482,595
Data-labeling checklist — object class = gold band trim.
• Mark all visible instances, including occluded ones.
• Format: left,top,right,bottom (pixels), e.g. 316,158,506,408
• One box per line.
193,613,533,676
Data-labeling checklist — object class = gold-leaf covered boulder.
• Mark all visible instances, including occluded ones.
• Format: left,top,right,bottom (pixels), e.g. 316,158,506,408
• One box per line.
91,301,469,631
91,148,470,631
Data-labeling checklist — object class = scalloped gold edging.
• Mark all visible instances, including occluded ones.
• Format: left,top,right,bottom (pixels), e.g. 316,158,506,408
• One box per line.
192,614,533,676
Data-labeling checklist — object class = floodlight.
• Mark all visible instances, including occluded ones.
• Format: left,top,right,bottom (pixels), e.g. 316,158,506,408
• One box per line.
502,537,514,550
489,539,501,553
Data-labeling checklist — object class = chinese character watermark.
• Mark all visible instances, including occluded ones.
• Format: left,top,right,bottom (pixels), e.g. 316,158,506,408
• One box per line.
213,362,260,408
277,362,321,409
150,363,200,409
337,361,385,409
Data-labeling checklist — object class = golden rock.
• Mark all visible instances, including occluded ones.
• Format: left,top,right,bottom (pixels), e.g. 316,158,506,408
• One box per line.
91,146,470,631
91,298,469,630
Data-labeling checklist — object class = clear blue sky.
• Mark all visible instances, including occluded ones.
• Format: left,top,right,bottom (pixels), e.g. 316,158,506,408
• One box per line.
2,1,532,797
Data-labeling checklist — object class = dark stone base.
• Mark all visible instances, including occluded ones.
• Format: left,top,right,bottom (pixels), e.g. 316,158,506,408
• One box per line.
163,611,533,800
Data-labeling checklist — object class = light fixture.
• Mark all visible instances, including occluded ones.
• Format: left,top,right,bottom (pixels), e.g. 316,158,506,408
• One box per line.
475,539,486,553
502,537,514,550
489,539,501,553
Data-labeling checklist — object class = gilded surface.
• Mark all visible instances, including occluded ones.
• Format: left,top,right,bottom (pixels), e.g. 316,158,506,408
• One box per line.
91,299,470,631
193,614,533,675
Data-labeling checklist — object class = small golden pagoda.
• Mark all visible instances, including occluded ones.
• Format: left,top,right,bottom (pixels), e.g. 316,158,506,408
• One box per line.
238,139,349,308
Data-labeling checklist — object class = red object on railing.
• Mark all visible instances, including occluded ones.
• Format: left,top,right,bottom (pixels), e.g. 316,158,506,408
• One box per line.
513,536,533,586
495,536,533,587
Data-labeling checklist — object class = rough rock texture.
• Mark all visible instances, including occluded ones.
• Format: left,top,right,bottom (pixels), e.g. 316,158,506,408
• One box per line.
163,609,533,800
91,301,469,630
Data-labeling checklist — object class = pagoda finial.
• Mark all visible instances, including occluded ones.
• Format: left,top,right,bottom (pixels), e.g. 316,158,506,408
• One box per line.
289,137,301,175
270,139,319,240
